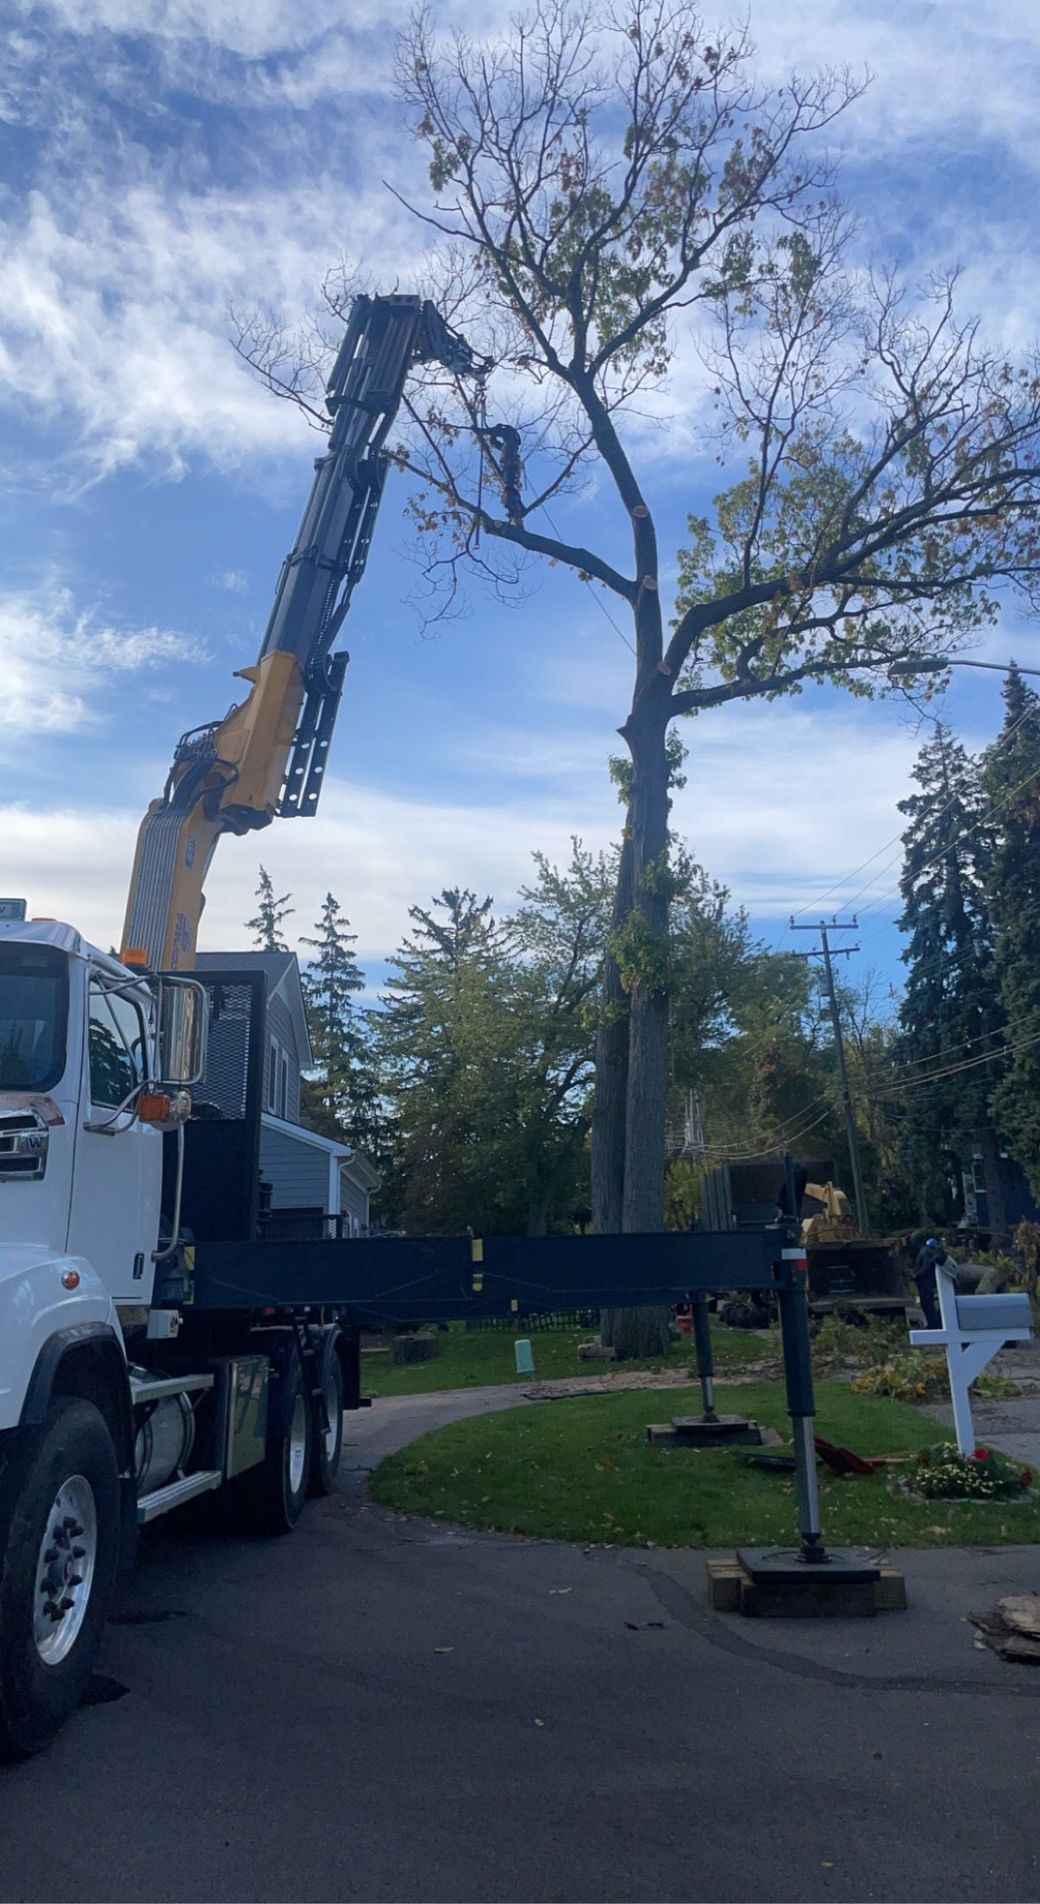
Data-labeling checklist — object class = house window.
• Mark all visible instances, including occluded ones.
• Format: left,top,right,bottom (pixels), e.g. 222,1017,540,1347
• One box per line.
266,1037,293,1121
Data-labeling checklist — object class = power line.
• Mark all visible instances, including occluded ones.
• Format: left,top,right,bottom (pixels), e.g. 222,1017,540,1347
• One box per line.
867,1022,1040,1100
698,1104,836,1165
790,920,868,1231
696,1094,836,1157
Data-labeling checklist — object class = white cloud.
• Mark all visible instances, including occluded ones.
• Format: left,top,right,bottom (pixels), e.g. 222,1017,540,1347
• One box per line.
10,0,508,61
0,584,203,736
0,179,419,481
3,2,1038,488
751,2,1040,179
210,570,248,594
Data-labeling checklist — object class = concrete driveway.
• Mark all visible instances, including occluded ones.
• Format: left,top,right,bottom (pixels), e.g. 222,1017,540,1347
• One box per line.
2,1391,1040,1903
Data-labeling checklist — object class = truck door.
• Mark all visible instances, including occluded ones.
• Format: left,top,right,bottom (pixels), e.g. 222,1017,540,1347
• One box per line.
67,970,162,1300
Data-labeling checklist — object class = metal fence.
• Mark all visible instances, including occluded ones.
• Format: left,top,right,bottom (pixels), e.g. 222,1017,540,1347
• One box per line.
464,1309,599,1333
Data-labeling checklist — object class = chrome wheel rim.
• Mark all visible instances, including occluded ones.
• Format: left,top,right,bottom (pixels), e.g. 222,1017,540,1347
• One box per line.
288,1393,308,1496
323,1365,341,1464
34,1475,98,1666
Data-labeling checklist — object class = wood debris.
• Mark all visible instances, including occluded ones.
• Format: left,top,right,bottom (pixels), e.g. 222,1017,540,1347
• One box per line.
968,1593,1040,1664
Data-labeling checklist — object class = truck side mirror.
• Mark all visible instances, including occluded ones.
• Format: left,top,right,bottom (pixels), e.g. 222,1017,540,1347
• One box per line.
157,979,208,1086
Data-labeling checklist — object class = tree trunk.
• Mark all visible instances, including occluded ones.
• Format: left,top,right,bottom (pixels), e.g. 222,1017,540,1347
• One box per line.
601,705,672,1359
600,1304,673,1359
621,711,672,1233
979,1128,1013,1251
591,828,634,1234
526,1196,548,1238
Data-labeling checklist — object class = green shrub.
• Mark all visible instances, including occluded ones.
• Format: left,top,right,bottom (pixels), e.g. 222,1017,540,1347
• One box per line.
852,1354,1020,1405
812,1313,904,1362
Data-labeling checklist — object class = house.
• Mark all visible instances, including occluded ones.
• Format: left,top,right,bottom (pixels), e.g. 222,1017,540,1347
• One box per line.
193,950,379,1238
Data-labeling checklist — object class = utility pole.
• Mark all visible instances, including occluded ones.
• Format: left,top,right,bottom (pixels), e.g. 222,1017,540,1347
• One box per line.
790,918,869,1234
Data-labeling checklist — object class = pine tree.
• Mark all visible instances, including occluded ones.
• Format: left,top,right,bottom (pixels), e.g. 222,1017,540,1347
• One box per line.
983,667,1040,1203
300,894,375,1148
247,866,294,952
895,723,1006,1229
372,890,503,1233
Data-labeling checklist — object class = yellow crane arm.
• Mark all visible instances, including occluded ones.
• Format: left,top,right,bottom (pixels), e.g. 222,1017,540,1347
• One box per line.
121,653,302,969
120,294,487,970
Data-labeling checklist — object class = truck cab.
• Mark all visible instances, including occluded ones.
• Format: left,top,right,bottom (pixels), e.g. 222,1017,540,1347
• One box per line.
0,915,349,1760
0,919,170,1432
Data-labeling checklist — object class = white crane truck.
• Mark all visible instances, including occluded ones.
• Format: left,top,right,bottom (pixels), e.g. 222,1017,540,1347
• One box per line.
0,296,488,1755
0,296,818,1759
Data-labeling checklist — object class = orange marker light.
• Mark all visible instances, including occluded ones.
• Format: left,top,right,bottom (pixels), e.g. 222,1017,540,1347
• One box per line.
61,1269,80,1290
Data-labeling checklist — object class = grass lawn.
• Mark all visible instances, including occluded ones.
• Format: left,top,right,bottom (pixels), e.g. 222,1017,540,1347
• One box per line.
361,1321,773,1397
369,1379,1040,1549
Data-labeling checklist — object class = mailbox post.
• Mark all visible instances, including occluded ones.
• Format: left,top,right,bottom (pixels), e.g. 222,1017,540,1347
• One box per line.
910,1265,1033,1455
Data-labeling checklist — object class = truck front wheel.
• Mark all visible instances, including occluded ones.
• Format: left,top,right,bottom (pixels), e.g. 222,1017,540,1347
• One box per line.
0,1398,120,1757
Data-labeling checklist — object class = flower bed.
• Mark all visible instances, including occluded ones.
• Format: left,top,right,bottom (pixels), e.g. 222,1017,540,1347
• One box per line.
908,1442,1033,1501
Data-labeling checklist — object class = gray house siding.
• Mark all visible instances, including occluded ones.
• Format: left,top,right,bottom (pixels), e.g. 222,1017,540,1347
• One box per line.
263,992,301,1123
260,1123,331,1211
340,1172,369,1232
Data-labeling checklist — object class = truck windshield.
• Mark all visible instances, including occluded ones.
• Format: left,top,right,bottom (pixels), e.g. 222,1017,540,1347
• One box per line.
0,944,69,1093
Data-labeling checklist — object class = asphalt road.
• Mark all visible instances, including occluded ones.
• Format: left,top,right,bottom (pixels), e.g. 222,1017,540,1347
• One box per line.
3,1391,1040,1903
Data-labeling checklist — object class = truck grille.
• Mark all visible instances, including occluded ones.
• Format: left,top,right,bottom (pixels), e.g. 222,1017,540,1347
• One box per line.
0,1111,49,1180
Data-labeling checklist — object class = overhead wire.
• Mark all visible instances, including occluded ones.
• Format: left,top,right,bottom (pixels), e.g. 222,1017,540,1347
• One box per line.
865,1023,1040,1101
772,693,1038,950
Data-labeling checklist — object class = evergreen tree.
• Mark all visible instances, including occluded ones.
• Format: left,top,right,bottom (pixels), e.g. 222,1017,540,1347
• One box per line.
247,866,293,952
372,890,506,1234
895,723,1007,1230
300,895,377,1151
373,866,616,1238
983,667,1040,1203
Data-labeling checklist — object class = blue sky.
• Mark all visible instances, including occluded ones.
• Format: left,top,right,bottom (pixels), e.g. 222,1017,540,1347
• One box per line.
2,0,1040,999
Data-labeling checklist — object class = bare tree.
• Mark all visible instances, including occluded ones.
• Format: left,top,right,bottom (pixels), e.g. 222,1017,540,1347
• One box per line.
237,4,1040,1301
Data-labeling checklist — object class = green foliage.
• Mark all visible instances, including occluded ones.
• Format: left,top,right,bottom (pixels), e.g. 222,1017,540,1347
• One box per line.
910,1442,1032,1501
664,1158,701,1231
300,894,382,1155
893,724,1004,1224
811,1313,904,1363
983,668,1040,1200
374,853,612,1236
247,865,293,953
852,1354,1020,1406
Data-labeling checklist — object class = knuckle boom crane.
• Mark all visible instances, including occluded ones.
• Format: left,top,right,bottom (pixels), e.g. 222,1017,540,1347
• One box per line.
0,293,827,1764
121,294,485,970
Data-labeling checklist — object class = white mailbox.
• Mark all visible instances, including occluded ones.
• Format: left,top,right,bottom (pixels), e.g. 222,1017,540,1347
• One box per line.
910,1264,1032,1455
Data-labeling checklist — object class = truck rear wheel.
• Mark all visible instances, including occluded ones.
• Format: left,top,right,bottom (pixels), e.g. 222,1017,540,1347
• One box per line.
0,1398,120,1758
238,1360,311,1535
309,1344,344,1496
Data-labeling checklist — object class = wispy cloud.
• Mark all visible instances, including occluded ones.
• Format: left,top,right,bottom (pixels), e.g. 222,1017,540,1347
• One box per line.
210,570,248,594
4,2,1038,489
0,583,203,735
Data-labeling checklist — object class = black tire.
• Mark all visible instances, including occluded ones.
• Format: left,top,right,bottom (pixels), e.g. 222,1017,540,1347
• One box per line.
0,1398,120,1758
308,1343,344,1496
238,1359,311,1535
